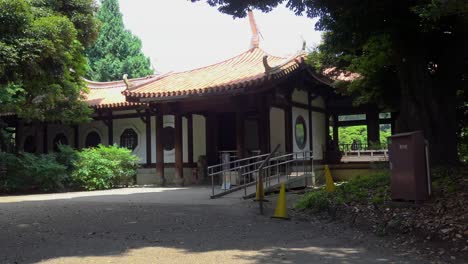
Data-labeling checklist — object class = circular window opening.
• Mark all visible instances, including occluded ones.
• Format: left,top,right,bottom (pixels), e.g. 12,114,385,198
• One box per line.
295,115,307,150
162,126,175,151
120,128,138,150
23,135,36,153
85,131,101,148
53,133,68,152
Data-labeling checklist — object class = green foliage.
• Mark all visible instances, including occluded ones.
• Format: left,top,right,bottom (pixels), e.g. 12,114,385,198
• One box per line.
194,0,468,164
1,144,139,193
295,172,390,212
0,0,98,123
0,152,67,192
431,166,464,195
86,0,153,81
55,144,79,171
72,144,139,190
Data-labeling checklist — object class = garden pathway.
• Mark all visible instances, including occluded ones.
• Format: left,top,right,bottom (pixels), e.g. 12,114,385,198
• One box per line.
0,187,434,263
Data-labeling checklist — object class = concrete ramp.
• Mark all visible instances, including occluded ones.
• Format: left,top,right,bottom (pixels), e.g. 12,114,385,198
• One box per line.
213,172,313,199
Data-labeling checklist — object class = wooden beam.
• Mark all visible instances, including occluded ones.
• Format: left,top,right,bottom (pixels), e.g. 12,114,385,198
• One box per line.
187,114,194,164
15,120,23,153
366,110,380,145
155,112,165,185
205,113,218,165
107,117,113,146
291,101,325,113
174,113,184,186
284,97,293,153
332,114,339,144
258,95,270,154
308,91,313,151
145,110,152,166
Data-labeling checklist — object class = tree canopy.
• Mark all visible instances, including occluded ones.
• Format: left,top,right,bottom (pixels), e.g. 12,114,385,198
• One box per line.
193,0,468,164
86,0,153,82
0,0,99,123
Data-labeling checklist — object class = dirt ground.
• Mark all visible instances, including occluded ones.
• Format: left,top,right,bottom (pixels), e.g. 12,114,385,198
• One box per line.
0,187,442,264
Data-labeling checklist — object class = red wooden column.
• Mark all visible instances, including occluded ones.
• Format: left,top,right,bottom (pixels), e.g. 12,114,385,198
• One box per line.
174,113,184,186
42,123,48,153
307,91,314,152
366,110,380,147
145,110,152,166
236,111,245,159
187,114,194,164
73,125,80,150
15,120,23,153
205,113,218,165
258,96,270,154
284,104,293,153
332,114,339,145
155,112,165,185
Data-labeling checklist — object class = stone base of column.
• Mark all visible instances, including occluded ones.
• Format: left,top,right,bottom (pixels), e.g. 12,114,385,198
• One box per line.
174,177,184,187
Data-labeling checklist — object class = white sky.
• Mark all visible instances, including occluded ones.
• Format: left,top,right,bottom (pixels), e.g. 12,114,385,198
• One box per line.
118,0,322,73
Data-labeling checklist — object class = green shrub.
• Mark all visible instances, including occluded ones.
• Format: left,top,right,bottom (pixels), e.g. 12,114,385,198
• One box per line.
55,144,79,172
295,189,330,211
296,171,390,212
0,152,67,193
72,144,139,190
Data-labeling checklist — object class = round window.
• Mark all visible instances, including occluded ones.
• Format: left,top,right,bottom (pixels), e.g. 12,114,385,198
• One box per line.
162,126,175,151
295,115,307,150
53,133,68,152
85,131,101,148
120,128,138,150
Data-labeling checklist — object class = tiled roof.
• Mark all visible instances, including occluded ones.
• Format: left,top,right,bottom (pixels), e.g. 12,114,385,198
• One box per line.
322,67,360,82
123,48,306,100
84,76,158,109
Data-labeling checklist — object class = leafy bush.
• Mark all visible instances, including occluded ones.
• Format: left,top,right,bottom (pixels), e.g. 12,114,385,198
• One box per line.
72,144,139,190
55,144,79,188
0,152,67,193
295,171,390,212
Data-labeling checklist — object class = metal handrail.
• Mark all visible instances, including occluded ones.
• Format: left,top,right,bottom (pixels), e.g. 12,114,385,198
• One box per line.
257,145,281,214
209,148,314,199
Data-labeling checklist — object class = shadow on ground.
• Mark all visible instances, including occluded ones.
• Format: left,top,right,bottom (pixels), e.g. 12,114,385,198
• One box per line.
0,188,424,263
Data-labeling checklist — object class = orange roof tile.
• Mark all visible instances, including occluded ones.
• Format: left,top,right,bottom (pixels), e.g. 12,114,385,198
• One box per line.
83,76,158,109
123,48,306,100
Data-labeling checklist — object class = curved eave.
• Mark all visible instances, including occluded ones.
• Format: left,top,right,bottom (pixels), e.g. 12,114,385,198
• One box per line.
124,57,305,102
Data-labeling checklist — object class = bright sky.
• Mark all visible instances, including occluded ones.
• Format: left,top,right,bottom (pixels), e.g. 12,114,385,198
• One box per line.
118,0,322,73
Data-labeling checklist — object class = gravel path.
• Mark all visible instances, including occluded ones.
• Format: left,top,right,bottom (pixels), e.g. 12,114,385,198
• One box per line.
0,187,433,264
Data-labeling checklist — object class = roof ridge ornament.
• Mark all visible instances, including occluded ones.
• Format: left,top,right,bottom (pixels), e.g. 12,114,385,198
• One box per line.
248,9,259,49
123,74,133,89
263,55,272,73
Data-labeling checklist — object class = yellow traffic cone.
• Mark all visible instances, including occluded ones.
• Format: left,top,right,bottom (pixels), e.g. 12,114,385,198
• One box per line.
271,183,289,220
254,181,266,201
324,165,335,192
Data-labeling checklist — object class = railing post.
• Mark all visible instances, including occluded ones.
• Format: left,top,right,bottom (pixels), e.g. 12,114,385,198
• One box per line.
211,171,214,197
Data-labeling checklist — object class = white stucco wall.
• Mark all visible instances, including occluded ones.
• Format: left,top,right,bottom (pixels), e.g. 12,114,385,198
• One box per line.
162,115,175,163
312,111,326,160
291,88,308,104
113,117,146,163
311,95,325,108
79,120,108,147
292,106,310,153
269,107,285,153
46,124,75,152
192,114,206,162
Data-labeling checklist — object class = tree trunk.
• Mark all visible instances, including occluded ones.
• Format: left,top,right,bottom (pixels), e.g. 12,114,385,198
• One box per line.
395,54,459,165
